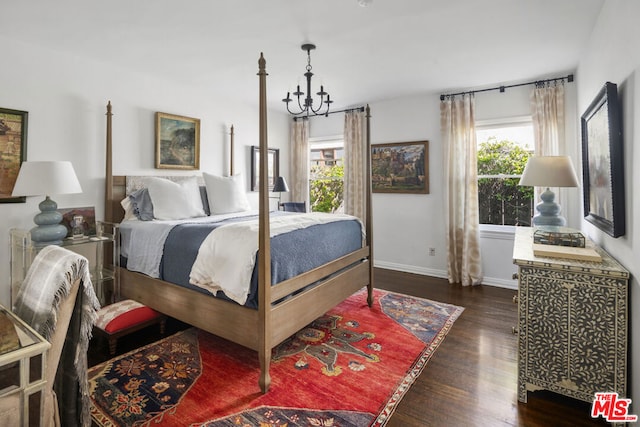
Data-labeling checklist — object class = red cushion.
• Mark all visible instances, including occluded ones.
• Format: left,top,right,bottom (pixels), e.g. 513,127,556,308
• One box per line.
96,300,163,334
102,306,161,333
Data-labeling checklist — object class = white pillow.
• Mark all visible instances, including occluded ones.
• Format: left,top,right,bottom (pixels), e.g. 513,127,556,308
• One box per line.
203,172,251,214
146,176,205,220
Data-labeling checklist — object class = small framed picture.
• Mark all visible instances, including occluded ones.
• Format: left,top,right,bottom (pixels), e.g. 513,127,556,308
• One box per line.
251,145,279,191
0,107,28,203
155,112,200,170
58,206,97,238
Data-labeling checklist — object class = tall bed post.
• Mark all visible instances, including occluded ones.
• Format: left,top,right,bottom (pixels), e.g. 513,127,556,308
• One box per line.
105,101,114,223
230,125,234,176
365,105,374,306
257,53,272,393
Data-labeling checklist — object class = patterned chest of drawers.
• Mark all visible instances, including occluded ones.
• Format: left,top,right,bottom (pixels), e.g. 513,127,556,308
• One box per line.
512,227,629,404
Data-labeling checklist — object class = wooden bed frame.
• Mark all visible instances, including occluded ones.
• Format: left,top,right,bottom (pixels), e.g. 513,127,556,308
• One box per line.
104,53,374,392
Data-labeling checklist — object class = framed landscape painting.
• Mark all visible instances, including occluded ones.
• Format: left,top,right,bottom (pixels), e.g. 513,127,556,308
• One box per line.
155,112,200,170
581,81,625,238
371,140,429,194
0,108,28,203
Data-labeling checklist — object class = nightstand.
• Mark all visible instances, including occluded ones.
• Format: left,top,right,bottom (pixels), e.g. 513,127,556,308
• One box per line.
10,222,118,307
0,304,50,426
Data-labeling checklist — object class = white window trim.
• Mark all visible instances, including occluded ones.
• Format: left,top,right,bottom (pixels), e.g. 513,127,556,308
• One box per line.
480,224,517,239
476,115,532,129
309,135,343,149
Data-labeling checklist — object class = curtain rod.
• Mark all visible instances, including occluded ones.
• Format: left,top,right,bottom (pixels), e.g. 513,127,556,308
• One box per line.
439,74,574,101
292,105,365,121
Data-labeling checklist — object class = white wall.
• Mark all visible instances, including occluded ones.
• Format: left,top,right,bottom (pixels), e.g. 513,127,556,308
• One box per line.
310,83,579,290
576,0,640,407
0,36,289,307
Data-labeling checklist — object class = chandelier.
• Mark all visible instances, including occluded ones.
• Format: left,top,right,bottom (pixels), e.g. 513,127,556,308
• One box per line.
282,43,333,117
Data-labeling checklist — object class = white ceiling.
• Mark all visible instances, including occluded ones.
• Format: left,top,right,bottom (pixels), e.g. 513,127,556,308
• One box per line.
1,0,604,112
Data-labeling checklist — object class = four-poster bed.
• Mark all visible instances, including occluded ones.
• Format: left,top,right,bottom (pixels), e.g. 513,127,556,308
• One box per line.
103,53,374,392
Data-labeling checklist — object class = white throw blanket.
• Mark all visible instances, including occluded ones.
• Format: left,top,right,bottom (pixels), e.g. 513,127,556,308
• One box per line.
13,245,100,427
189,212,363,305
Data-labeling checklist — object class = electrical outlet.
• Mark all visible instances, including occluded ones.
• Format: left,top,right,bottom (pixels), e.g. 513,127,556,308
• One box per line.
429,247,436,256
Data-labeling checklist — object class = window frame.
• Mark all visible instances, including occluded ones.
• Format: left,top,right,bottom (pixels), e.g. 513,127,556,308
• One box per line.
476,115,534,236
308,135,345,213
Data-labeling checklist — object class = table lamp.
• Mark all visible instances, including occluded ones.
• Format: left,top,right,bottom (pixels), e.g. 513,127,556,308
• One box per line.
272,176,289,208
518,156,579,227
12,161,82,245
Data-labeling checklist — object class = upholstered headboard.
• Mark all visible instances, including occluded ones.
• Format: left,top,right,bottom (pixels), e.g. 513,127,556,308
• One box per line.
124,175,205,194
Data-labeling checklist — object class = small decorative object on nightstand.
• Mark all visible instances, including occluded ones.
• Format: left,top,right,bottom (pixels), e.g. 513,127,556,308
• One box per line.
532,226,585,247
71,214,84,238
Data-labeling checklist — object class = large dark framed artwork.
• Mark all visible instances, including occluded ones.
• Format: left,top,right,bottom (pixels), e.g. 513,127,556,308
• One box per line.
581,81,625,238
0,107,28,203
371,140,429,194
251,145,279,192
155,112,200,170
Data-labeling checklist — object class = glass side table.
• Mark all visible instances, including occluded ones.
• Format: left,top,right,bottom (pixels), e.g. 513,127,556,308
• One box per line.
10,222,118,308
0,304,50,427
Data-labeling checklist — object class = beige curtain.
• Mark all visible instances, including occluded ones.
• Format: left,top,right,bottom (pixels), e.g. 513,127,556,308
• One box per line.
530,83,565,203
343,110,366,223
441,94,483,286
290,118,309,207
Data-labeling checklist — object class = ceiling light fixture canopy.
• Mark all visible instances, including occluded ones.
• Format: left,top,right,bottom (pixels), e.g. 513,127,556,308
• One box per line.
282,43,333,117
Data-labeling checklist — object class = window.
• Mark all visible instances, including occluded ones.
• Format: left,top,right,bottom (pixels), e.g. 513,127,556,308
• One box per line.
476,117,534,227
309,137,344,213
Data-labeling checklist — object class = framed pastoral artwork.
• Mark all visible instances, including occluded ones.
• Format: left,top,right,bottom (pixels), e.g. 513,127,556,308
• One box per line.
58,206,97,239
0,107,28,203
581,81,625,238
155,112,200,170
251,145,279,192
371,140,429,194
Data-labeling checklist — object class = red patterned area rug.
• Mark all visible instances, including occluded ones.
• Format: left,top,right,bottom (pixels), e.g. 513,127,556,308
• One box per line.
89,288,463,427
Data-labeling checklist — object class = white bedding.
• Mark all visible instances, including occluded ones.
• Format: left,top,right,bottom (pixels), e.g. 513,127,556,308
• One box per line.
189,212,363,305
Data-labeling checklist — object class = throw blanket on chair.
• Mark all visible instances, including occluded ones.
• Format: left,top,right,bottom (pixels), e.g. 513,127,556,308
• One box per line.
13,245,100,427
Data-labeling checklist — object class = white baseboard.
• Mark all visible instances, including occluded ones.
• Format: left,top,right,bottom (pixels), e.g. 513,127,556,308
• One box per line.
374,260,518,290
374,260,448,280
481,277,518,290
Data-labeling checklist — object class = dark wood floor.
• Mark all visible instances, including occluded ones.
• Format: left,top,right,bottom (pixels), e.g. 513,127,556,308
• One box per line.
374,268,608,427
89,268,609,426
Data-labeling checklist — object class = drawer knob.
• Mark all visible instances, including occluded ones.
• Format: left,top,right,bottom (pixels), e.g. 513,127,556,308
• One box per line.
513,295,518,304
512,273,519,280
512,326,518,334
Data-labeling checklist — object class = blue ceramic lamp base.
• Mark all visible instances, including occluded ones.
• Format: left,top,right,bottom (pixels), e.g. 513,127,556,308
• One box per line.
532,188,566,227
30,196,67,246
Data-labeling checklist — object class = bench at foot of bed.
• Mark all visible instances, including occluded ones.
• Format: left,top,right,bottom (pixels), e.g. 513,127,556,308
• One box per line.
94,299,167,355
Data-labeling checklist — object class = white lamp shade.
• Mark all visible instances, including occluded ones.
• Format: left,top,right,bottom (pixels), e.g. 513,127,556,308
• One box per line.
518,156,579,188
11,161,82,197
